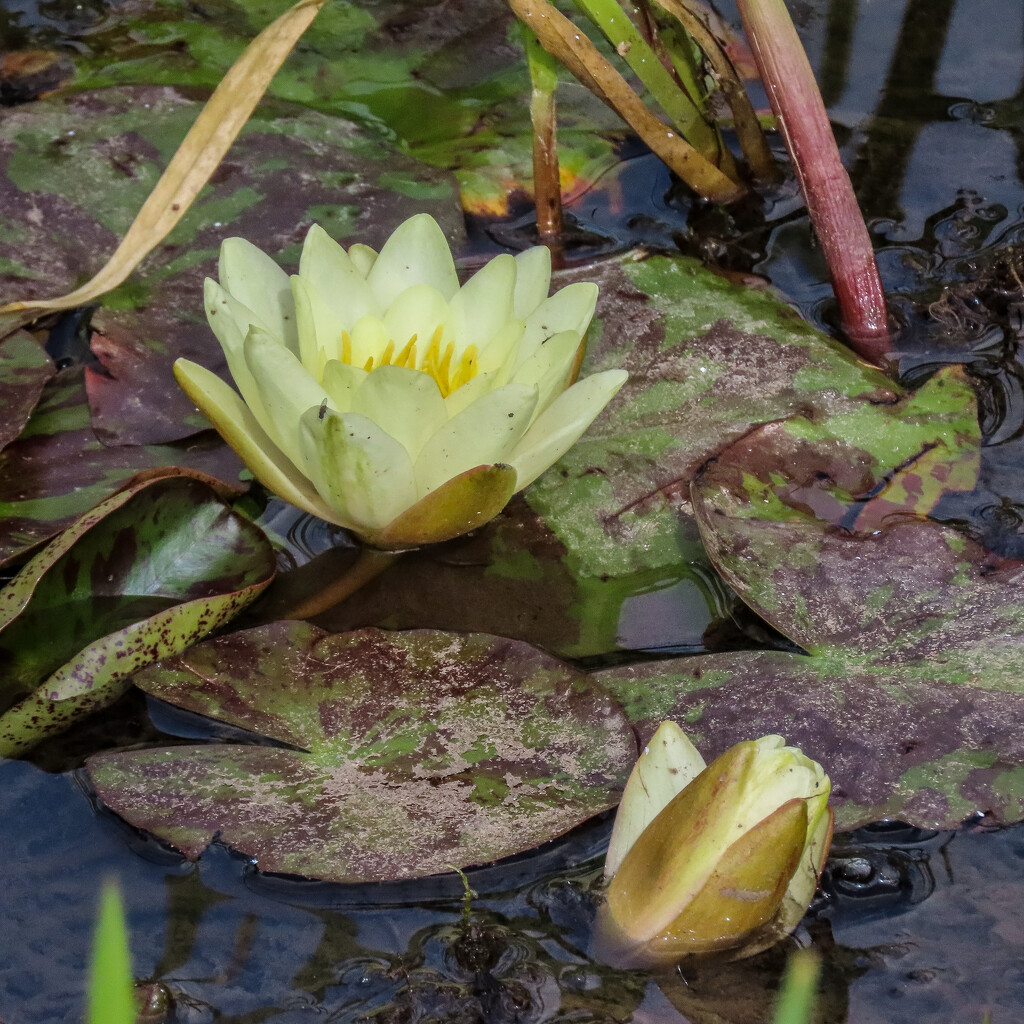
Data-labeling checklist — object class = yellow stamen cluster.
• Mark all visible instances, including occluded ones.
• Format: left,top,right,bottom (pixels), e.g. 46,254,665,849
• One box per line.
338,325,479,398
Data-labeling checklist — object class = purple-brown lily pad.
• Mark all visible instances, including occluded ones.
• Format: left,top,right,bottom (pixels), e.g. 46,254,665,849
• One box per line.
87,623,636,881
0,329,54,452
0,469,276,756
0,85,465,444
0,367,245,567
594,367,1024,829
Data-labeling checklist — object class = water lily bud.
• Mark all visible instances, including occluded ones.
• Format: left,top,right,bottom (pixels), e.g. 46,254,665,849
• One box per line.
598,731,832,966
174,215,627,548
604,721,706,879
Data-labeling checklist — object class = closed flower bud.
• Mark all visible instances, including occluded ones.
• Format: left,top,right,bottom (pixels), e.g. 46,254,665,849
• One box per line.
598,730,832,966
174,214,626,549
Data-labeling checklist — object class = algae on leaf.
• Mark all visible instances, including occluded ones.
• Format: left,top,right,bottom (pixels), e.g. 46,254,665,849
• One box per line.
599,370,1024,829
88,624,636,881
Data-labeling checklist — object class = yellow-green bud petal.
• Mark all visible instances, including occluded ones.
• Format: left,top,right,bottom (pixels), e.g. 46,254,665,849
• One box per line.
598,731,832,967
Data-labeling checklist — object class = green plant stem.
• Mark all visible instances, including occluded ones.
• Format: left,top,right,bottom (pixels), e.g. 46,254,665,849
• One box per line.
508,0,744,203
522,24,564,243
653,0,777,181
282,546,402,620
570,0,722,163
735,0,891,365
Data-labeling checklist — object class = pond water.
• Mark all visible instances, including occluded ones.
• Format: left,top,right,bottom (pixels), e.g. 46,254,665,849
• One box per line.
2,0,1024,1021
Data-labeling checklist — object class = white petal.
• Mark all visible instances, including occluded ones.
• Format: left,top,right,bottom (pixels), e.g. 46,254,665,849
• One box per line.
352,364,448,461
510,329,582,419
366,214,460,308
510,369,627,489
203,278,271,425
321,360,368,413
443,370,496,419
298,407,419,533
299,224,380,332
381,284,450,352
243,327,331,466
173,358,338,524
415,383,538,495
347,243,378,277
290,274,322,375
517,282,598,369
218,237,299,354
446,253,517,350
475,321,526,387
513,246,552,320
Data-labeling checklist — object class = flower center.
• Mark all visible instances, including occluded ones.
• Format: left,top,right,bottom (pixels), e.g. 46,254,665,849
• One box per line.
339,325,479,398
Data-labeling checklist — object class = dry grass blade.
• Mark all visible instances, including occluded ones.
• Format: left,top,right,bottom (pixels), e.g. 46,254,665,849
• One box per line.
508,0,744,204
0,0,328,336
651,0,777,181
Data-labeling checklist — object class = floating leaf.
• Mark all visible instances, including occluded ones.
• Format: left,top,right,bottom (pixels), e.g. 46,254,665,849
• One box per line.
0,329,54,452
0,85,465,444
0,368,244,566
0,0,331,334
0,470,276,756
87,624,636,881
523,254,899,582
598,371,1024,828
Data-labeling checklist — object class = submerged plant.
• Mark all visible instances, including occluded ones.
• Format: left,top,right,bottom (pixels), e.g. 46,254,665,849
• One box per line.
174,214,626,550
598,725,833,966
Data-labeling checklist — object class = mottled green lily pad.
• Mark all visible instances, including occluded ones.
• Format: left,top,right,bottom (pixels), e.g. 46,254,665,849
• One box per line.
0,367,245,566
0,84,465,444
0,469,276,756
525,255,902,582
87,623,636,881
290,254,909,656
63,0,620,216
598,370,1024,829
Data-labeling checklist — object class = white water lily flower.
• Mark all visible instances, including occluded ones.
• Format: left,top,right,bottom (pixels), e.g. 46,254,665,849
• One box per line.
174,214,627,548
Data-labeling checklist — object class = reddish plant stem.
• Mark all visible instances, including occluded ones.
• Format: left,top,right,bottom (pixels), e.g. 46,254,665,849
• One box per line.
735,0,891,366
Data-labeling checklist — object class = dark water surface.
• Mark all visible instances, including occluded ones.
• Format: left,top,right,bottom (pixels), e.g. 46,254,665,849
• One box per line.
3,0,1024,1021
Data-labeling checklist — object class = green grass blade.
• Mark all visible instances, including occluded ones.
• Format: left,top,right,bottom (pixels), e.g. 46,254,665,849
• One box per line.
87,880,135,1024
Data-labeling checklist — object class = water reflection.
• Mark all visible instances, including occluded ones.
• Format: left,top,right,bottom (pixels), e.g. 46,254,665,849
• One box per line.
4,755,1021,1023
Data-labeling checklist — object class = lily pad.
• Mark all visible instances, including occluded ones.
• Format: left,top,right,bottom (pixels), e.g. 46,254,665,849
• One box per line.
87,623,636,881
63,0,622,216
0,367,244,566
524,255,902,582
0,84,465,444
598,369,1024,829
0,469,276,756
0,329,53,452
293,254,912,656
